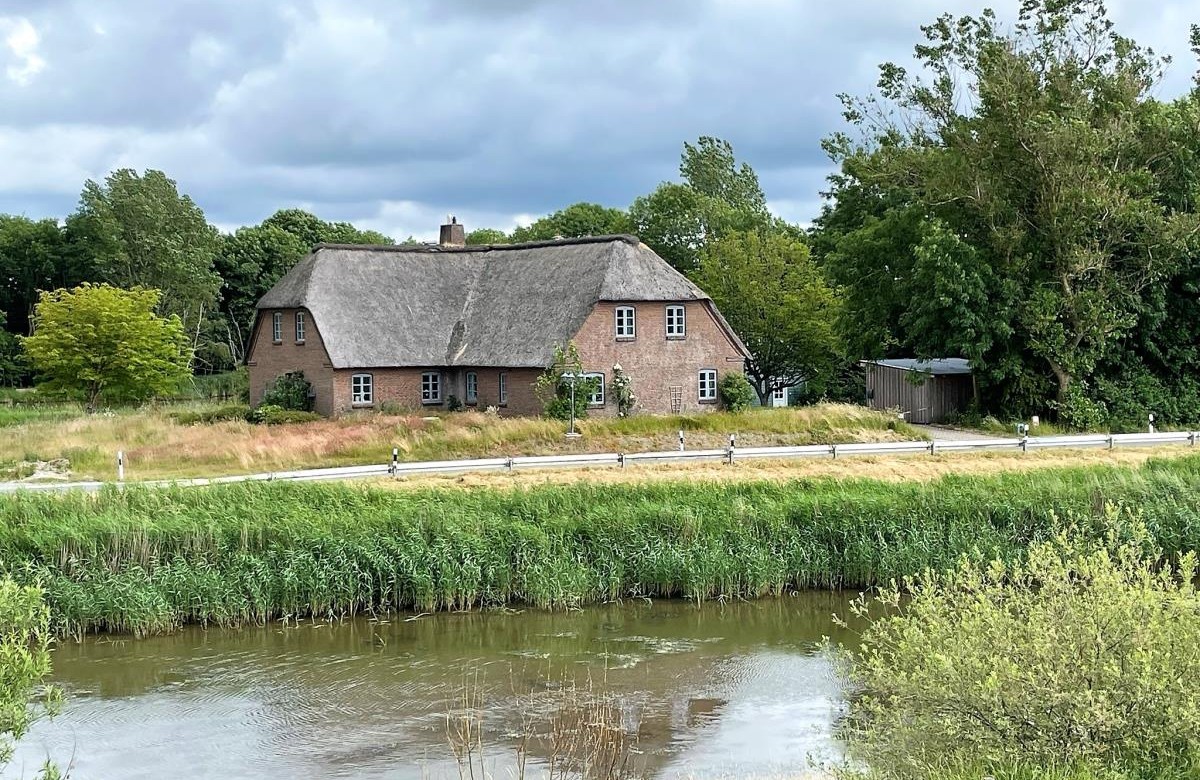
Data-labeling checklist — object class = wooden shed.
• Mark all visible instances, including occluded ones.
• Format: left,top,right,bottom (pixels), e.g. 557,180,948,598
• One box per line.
862,358,974,424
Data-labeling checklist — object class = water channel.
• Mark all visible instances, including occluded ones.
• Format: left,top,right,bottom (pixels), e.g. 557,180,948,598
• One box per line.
8,594,859,779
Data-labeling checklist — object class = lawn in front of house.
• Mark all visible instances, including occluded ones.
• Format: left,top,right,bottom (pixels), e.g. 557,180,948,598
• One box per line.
0,403,923,482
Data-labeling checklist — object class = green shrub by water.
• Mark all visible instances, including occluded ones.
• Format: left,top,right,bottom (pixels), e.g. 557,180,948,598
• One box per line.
2,456,1200,636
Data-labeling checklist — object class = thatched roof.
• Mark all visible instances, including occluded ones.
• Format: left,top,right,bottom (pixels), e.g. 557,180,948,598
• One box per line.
257,235,749,369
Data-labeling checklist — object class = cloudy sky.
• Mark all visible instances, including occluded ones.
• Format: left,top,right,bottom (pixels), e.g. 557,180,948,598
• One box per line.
0,1,1195,240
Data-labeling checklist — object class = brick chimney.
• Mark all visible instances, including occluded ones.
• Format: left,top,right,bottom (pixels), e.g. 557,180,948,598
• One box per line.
439,215,466,247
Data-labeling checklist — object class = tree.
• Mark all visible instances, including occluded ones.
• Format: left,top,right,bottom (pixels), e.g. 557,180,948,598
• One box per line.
465,228,510,245
825,0,1198,418
534,342,601,421
0,312,22,387
261,208,393,250
630,137,775,274
0,216,72,339
695,231,840,405
510,202,631,243
22,284,190,410
69,169,222,331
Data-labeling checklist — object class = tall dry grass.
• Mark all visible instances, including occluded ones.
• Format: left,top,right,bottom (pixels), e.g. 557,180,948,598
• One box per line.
0,404,922,481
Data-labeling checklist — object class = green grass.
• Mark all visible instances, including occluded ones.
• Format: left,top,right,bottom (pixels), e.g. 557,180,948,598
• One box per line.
2,455,1200,636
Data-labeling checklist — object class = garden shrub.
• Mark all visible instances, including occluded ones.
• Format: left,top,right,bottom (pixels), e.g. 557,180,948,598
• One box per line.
718,372,754,412
246,404,321,425
170,404,251,425
259,372,312,412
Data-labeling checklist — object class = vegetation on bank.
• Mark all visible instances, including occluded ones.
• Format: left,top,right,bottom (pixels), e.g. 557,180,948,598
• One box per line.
0,403,919,482
840,513,1200,780
0,578,55,771
2,456,1200,636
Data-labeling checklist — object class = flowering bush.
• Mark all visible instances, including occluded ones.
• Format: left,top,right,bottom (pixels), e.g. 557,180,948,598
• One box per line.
611,363,637,416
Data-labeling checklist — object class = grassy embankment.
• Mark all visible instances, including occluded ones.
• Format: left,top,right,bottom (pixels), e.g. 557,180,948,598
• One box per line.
0,403,921,481
1,455,1199,636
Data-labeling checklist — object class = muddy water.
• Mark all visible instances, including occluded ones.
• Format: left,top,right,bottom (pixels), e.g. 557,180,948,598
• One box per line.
8,594,859,779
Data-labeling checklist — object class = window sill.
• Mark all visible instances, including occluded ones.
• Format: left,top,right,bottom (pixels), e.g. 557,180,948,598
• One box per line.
272,340,282,345
351,403,374,409
699,398,718,405
295,340,305,346
666,335,686,341
421,400,442,405
615,336,636,342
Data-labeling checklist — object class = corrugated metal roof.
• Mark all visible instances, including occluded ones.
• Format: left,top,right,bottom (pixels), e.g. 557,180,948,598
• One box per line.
864,358,972,375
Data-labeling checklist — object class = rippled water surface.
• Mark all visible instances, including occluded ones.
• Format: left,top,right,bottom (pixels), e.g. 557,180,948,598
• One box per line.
8,595,858,779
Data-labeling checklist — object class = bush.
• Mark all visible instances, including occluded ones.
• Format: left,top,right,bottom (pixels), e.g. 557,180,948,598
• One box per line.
718,372,754,412
840,508,1200,779
170,404,251,425
247,404,321,425
0,577,56,766
260,372,312,412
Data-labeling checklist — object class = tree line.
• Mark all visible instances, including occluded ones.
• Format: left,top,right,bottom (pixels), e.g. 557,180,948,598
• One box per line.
5,0,1200,427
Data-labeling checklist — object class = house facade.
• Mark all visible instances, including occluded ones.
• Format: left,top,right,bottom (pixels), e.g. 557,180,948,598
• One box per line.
247,225,750,417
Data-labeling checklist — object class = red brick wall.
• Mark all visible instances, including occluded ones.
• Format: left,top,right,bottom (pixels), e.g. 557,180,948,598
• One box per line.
570,300,746,415
246,307,336,415
329,367,543,416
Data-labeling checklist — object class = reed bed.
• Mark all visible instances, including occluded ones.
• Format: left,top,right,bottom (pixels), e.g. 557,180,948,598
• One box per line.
3,455,1200,637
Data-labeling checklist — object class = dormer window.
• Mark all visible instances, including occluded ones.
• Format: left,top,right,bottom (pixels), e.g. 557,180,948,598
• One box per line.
666,305,685,339
272,312,282,343
615,306,636,340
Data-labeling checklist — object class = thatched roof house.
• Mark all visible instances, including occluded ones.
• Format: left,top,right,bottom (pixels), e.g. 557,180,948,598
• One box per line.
248,225,750,416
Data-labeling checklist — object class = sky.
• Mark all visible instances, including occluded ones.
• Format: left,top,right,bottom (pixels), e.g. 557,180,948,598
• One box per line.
0,1,1195,240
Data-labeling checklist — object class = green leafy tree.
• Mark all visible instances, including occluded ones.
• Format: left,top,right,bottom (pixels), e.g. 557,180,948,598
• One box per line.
511,202,631,243
695,231,840,405
0,312,22,386
0,578,56,771
259,371,313,412
69,169,222,330
0,215,73,340
22,284,190,410
824,0,1197,418
465,228,510,245
261,208,393,250
631,137,775,274
840,509,1200,778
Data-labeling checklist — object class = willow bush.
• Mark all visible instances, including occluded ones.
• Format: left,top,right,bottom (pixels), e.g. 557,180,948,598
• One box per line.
0,577,55,769
1,456,1200,636
839,509,1200,779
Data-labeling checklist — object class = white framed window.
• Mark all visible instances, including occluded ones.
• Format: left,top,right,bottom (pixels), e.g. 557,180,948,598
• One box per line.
498,372,508,405
772,386,787,403
465,371,478,405
295,311,306,343
351,373,373,406
615,306,636,339
698,369,718,402
583,372,605,406
666,305,685,339
421,372,441,404
272,311,282,343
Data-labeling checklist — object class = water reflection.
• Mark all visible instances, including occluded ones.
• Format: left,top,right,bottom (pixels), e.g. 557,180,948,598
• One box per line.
7,593,859,780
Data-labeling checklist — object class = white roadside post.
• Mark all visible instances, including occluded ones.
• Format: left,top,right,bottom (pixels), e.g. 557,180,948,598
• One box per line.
1149,413,1156,434
678,430,685,452
117,450,125,482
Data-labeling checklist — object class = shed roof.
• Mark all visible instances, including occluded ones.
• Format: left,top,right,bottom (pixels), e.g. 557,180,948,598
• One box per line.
256,235,749,369
864,358,972,375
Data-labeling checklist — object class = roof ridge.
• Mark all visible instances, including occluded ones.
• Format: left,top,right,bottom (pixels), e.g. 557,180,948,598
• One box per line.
313,234,641,254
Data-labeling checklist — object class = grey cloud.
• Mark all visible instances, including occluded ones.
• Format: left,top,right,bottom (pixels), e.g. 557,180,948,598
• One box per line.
0,0,1195,240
